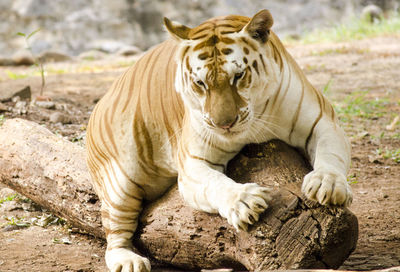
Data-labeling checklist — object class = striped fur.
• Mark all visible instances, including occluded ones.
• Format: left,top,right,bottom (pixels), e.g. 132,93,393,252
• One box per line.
86,10,351,272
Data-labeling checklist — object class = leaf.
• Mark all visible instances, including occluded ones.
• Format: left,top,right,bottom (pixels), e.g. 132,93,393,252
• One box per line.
27,28,41,40
17,32,26,37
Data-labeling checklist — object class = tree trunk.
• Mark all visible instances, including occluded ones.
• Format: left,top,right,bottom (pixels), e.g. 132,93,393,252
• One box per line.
0,118,358,271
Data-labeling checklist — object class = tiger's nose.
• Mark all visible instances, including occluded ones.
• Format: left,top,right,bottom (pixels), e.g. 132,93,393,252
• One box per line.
215,116,238,129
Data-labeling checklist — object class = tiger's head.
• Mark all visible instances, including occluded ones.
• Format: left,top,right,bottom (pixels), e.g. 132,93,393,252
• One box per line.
164,10,278,141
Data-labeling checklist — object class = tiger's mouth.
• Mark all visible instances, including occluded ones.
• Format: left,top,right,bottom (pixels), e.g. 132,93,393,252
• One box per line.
203,114,250,137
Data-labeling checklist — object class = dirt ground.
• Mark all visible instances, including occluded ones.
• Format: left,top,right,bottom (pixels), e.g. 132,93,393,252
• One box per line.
0,35,400,272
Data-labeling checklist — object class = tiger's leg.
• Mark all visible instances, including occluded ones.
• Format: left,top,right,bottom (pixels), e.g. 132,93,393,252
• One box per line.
97,165,151,272
177,153,272,231
301,118,353,206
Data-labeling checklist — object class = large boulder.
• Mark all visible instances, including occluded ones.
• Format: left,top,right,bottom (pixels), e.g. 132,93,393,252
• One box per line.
0,0,393,57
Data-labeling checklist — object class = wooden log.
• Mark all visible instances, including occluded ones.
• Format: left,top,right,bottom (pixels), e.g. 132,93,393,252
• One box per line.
0,118,358,271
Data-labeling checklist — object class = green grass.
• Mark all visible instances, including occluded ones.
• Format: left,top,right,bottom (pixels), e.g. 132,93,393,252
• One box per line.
1,215,30,228
5,70,30,80
333,91,389,122
285,13,400,44
347,173,359,184
0,115,4,126
376,148,400,163
47,67,67,74
0,194,17,205
311,47,370,56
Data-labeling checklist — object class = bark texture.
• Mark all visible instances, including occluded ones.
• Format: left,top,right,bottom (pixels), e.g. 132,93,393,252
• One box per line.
0,118,358,271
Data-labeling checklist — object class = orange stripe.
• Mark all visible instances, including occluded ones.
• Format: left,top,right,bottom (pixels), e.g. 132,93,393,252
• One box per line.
289,80,305,141
188,153,225,171
305,96,323,152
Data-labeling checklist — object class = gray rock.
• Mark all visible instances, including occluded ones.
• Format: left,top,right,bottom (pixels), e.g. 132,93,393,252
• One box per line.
361,4,384,23
12,49,35,66
13,100,28,115
49,112,72,124
116,45,142,56
34,100,56,109
0,86,31,102
0,200,22,212
0,0,395,57
0,187,16,198
88,39,131,54
0,102,9,112
78,50,108,61
38,50,72,63
0,56,14,66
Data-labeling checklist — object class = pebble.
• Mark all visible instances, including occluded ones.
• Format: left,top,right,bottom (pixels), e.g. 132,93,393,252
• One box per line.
0,102,9,112
2,225,23,232
13,101,28,114
49,112,72,124
0,201,22,212
0,187,16,198
34,100,56,109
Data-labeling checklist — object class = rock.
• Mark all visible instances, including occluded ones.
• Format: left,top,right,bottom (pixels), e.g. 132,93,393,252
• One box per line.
0,102,9,112
0,56,14,66
88,39,131,54
38,50,72,63
116,45,142,56
13,100,28,115
0,187,16,198
2,224,30,232
386,115,399,131
0,86,31,102
0,0,393,57
78,50,108,61
0,200,21,212
34,100,56,109
361,4,383,23
35,95,52,102
49,112,73,124
12,49,35,66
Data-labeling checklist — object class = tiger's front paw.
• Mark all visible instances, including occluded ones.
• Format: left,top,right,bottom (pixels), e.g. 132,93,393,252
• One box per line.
302,169,353,207
106,247,151,272
220,183,272,231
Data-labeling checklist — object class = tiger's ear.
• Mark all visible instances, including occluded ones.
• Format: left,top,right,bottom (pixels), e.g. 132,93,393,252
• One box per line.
244,9,274,43
163,17,191,41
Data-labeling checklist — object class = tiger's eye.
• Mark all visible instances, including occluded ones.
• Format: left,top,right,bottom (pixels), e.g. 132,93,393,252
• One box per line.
196,80,205,87
195,80,206,90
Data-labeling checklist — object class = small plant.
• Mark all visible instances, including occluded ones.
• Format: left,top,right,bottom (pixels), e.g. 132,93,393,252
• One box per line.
348,173,359,184
0,194,17,205
5,70,30,80
17,29,46,96
1,215,30,228
0,114,4,127
322,79,333,94
376,148,400,163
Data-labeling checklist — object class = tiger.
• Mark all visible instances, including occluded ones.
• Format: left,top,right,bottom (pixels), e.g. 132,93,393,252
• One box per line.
86,9,352,272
